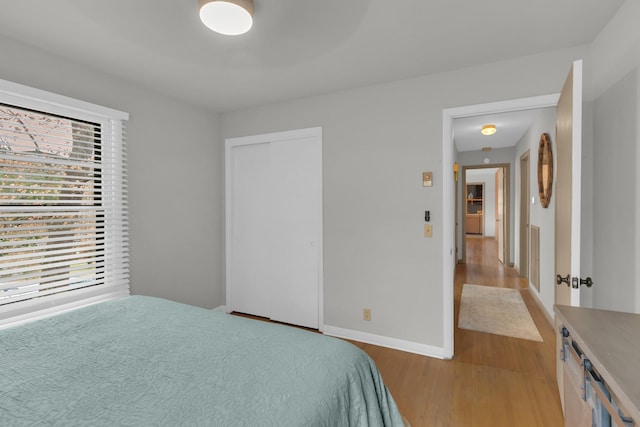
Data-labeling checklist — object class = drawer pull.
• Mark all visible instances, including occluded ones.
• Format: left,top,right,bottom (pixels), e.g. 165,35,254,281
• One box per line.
559,327,570,362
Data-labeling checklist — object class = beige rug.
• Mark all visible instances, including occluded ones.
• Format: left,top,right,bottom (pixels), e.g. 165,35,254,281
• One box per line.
458,284,543,342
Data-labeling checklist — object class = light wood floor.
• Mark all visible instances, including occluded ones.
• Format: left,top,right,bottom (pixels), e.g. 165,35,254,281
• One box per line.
351,236,564,426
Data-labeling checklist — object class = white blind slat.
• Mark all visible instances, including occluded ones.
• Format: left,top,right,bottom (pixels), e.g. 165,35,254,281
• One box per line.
0,240,100,256
0,264,108,288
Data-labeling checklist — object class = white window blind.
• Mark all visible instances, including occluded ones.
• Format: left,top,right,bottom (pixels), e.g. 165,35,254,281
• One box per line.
0,80,129,327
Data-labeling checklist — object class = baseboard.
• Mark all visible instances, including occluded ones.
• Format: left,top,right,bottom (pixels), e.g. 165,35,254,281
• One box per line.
212,305,227,313
323,325,447,359
527,288,554,327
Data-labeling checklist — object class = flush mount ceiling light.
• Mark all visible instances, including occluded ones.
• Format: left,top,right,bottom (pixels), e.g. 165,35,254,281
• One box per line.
199,0,254,36
481,124,497,136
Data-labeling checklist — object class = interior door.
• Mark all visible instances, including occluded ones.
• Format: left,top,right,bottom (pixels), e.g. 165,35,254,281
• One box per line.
226,128,323,330
269,137,321,328
496,168,505,263
554,60,583,403
230,143,272,319
519,152,530,278
554,60,583,308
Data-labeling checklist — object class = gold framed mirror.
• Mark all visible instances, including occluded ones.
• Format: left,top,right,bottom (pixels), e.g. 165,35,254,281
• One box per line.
538,133,553,208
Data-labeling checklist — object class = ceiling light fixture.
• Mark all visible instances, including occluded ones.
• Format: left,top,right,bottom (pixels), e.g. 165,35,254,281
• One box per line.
199,0,254,36
481,124,497,136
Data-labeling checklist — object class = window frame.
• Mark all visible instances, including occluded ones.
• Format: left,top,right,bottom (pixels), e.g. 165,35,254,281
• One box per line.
0,79,129,328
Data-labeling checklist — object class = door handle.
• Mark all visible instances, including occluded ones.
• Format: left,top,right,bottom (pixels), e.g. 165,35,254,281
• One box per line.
579,277,594,288
556,274,570,286
556,275,594,288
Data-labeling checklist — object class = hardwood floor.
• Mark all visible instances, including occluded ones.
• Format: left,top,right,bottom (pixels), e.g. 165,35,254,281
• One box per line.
351,236,564,426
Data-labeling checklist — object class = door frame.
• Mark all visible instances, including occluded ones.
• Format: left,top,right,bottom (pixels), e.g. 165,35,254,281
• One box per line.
495,167,506,264
460,164,511,265
519,150,531,278
225,126,324,330
442,94,559,359
455,174,459,262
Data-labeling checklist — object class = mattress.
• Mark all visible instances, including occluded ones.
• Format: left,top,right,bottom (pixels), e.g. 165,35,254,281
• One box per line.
0,295,405,426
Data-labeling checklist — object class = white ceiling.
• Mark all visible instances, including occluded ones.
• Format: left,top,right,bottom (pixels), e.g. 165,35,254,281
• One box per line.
453,108,553,152
467,168,498,178
0,0,624,113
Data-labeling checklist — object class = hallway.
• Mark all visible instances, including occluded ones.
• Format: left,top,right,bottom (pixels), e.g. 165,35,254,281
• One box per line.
453,236,563,425
353,236,564,426
463,235,527,288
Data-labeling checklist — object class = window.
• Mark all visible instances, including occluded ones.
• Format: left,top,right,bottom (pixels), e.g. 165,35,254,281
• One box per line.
0,80,129,327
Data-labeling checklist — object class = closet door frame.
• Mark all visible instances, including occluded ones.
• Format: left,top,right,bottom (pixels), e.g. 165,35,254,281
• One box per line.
225,127,324,330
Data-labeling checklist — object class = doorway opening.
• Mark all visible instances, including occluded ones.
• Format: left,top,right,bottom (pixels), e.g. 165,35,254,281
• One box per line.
442,94,560,358
460,164,510,267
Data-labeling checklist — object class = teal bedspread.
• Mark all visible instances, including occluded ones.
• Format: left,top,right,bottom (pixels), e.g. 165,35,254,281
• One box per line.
0,296,405,426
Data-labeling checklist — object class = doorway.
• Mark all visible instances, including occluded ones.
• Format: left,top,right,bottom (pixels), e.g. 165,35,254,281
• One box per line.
460,165,510,267
225,127,324,330
442,94,560,358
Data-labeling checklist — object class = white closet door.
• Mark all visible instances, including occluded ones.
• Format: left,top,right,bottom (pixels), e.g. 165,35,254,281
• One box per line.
269,137,321,328
226,128,323,330
229,142,272,318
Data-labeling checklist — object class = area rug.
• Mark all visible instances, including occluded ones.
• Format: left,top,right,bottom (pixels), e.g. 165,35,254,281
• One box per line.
458,284,543,342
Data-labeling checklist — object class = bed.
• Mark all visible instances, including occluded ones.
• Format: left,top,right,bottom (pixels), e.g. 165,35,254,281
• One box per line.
0,295,406,426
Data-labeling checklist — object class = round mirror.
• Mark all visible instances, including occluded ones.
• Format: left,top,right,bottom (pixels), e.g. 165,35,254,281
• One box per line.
538,133,553,208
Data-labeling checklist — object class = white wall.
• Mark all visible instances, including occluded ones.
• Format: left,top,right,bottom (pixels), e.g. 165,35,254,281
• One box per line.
513,107,557,318
0,35,226,310
465,169,497,237
589,0,640,313
222,45,589,354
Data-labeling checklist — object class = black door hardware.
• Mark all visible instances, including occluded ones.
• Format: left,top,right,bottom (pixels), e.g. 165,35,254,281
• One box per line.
556,274,594,288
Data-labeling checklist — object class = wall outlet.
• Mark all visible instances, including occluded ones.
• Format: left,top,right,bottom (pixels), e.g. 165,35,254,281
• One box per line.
363,308,371,321
424,224,433,238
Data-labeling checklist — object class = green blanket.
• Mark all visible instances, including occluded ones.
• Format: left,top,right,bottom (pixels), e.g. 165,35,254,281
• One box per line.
0,296,405,426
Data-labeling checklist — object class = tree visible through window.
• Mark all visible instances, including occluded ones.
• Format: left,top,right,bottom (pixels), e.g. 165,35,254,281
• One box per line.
0,104,104,304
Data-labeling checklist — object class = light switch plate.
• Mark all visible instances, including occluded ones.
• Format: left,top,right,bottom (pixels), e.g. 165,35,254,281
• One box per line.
422,172,433,187
424,224,433,238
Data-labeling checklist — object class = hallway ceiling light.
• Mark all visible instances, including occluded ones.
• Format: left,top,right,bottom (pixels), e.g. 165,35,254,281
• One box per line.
199,0,254,36
481,124,497,136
